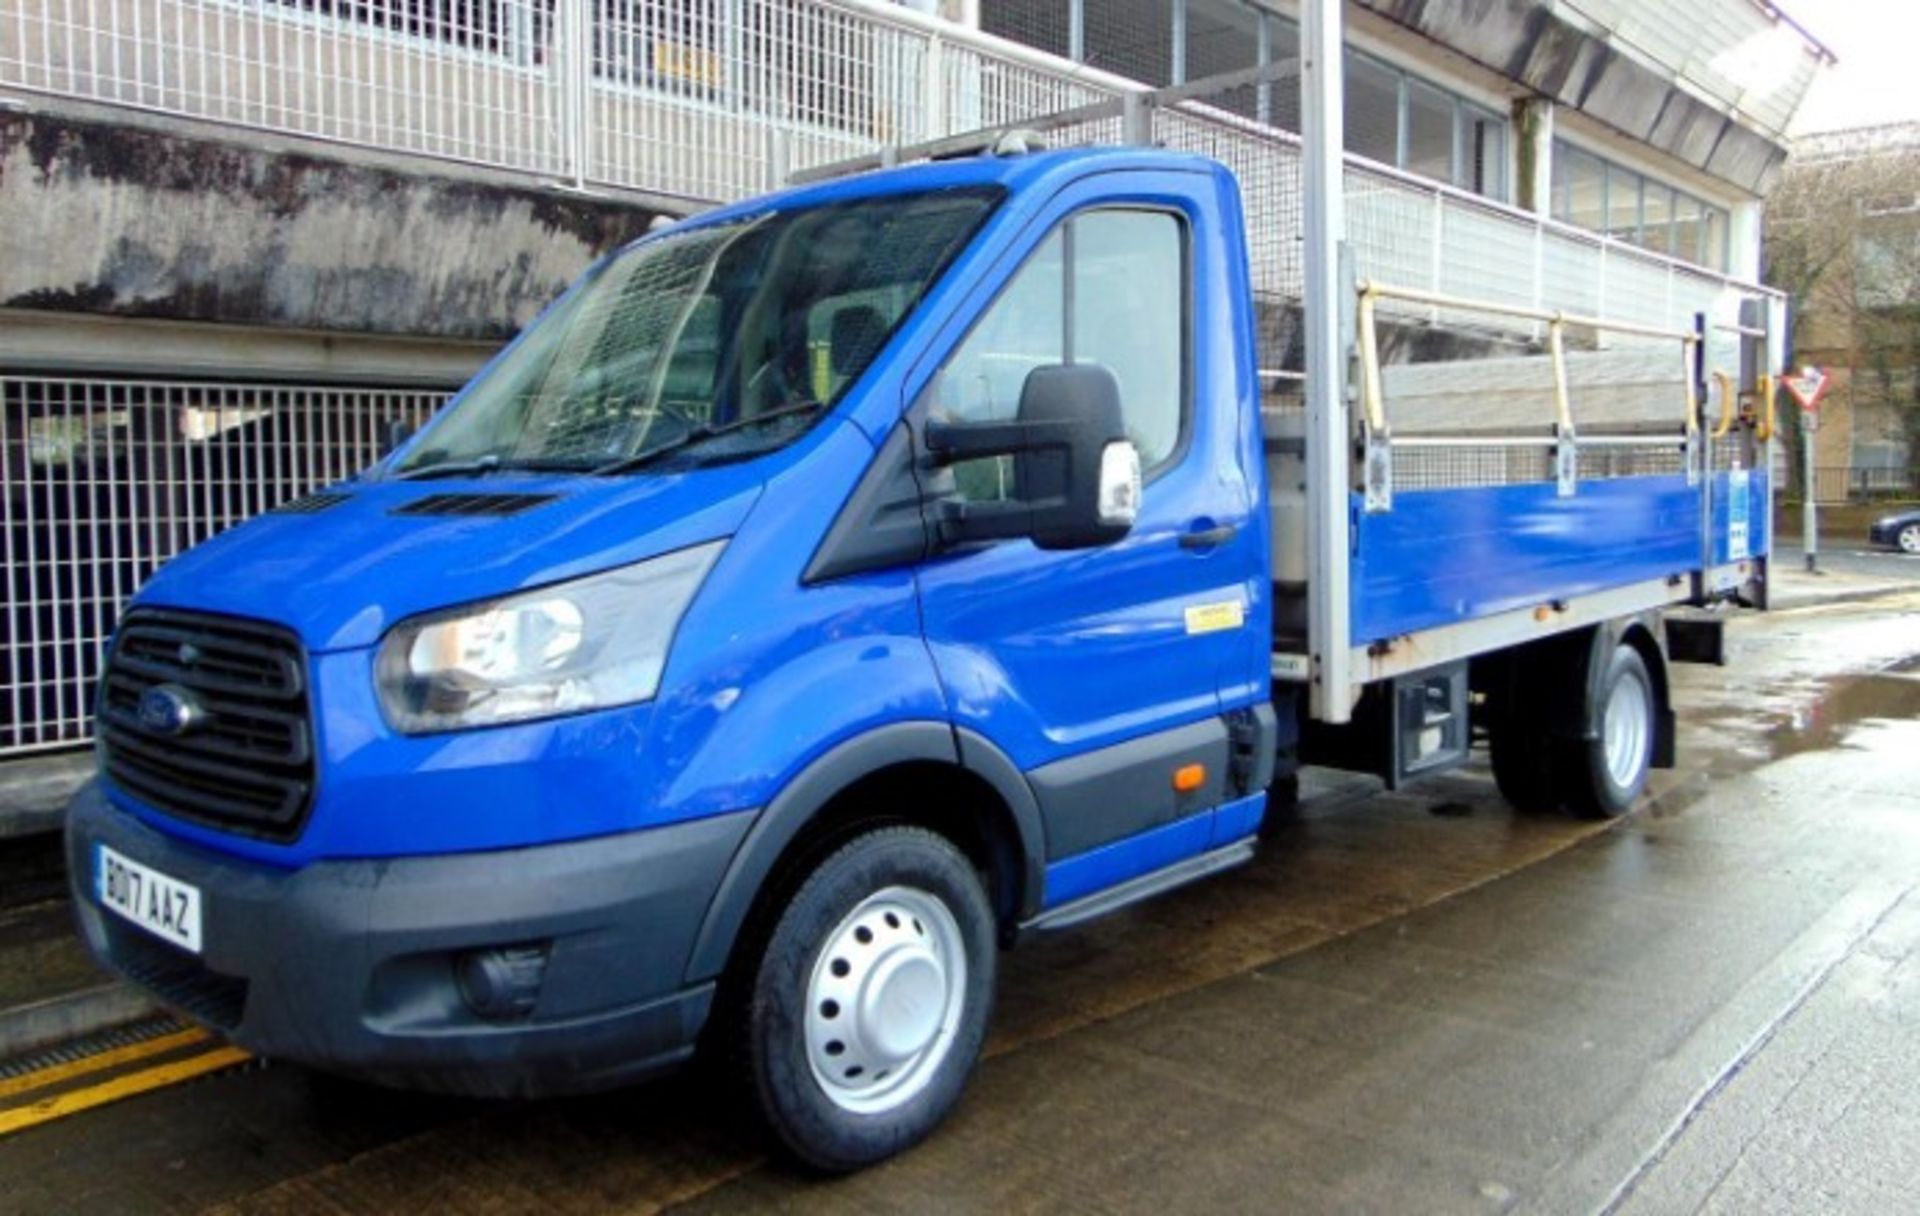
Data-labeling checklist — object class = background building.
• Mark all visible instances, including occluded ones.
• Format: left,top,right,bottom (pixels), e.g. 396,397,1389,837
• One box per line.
1764,122,1920,502
0,0,1828,801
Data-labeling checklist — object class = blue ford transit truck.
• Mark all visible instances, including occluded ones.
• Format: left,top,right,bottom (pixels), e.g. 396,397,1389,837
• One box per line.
67,117,1776,1168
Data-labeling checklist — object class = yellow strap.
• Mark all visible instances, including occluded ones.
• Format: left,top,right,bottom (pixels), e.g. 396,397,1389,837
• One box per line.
1711,370,1737,439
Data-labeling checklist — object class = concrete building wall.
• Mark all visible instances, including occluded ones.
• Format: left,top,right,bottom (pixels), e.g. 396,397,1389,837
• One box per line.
0,108,671,344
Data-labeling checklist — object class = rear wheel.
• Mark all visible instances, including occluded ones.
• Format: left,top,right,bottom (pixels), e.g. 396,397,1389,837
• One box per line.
1559,644,1655,819
1490,714,1561,813
1488,665,1561,814
739,826,996,1172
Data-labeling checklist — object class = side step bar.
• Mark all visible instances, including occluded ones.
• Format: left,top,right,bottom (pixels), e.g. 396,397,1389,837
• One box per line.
1021,839,1256,934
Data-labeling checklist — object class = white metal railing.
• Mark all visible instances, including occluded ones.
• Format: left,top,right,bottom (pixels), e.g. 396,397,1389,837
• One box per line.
0,0,1789,340
0,0,1136,200
1141,91,1776,381
1,376,447,755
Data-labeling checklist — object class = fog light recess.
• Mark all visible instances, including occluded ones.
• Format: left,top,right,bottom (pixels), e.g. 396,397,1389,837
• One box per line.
456,944,550,1021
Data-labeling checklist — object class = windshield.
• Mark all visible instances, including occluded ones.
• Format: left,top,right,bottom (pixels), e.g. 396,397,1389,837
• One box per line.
393,187,1001,477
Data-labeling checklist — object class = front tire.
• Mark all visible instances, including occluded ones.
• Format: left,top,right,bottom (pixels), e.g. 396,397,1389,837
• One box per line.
1899,523,1920,555
741,826,996,1172
1559,644,1655,819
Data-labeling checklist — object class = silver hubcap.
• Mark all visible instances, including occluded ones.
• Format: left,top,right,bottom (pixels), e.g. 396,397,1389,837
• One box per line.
1603,667,1652,790
804,885,967,1115
1900,526,1920,554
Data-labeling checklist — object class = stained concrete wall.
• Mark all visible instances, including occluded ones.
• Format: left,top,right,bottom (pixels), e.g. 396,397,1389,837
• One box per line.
0,109,671,344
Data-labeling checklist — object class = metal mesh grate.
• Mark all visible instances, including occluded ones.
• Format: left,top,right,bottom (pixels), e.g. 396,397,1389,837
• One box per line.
1579,442,1689,480
2,376,448,757
1393,444,1554,491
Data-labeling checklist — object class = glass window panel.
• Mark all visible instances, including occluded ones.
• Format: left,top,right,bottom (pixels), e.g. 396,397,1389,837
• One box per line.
1185,0,1261,117
1071,211,1185,468
1405,79,1454,184
1084,0,1174,86
933,233,1065,429
1605,164,1641,243
1263,15,1301,132
1556,143,1606,234
1670,194,1703,265
1641,183,1673,256
1464,106,1507,200
1703,207,1728,271
980,0,1071,60
1344,51,1400,166
927,209,1188,501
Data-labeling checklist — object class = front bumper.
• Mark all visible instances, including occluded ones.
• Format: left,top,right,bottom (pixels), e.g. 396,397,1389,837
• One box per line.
67,783,753,1098
1868,522,1903,547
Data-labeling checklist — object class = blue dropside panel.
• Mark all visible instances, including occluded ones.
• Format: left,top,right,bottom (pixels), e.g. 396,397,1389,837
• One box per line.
1351,475,1702,644
1708,468,1771,566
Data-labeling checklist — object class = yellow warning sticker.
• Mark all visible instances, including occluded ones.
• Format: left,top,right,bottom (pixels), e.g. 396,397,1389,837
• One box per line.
1183,600,1245,635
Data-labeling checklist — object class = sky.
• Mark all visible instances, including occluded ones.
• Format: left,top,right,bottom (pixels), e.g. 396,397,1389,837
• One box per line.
1787,1,1920,135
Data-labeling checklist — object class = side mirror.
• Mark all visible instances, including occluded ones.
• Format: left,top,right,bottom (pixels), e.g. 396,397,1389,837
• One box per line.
924,364,1142,551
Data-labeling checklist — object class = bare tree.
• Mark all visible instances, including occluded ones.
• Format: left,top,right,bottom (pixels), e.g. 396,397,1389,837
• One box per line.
1764,125,1920,494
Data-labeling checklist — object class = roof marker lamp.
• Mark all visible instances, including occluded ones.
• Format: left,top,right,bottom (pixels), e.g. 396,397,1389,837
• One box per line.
377,541,725,733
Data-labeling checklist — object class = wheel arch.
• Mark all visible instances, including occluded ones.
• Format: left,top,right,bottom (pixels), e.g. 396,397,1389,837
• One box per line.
682,721,1045,986
1475,613,1672,754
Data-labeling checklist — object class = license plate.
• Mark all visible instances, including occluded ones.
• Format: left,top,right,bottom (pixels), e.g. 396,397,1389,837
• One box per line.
97,844,202,954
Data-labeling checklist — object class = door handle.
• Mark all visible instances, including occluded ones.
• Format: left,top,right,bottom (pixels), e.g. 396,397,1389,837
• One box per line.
1179,523,1239,550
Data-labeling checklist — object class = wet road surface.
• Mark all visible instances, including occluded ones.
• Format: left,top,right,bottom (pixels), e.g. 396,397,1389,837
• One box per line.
2,594,1917,1214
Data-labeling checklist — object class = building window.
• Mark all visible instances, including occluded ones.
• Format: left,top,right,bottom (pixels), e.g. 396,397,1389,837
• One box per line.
980,1,1509,202
1340,48,1507,199
1550,140,1730,271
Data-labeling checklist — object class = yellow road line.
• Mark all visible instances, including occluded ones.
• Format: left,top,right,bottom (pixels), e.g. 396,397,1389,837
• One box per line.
0,1028,210,1101
0,1046,251,1138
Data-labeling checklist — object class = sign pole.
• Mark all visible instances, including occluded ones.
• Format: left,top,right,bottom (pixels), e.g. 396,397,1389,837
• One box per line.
1802,422,1817,573
1781,366,1830,575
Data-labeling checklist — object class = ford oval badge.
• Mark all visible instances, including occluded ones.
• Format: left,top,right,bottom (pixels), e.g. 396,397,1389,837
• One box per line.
136,684,206,737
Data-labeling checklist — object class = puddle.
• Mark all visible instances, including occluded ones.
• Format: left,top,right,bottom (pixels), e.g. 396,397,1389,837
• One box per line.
1682,655,1920,780
1762,669,1920,760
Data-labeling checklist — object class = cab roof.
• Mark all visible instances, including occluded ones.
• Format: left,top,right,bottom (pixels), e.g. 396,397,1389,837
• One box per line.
663,144,1222,237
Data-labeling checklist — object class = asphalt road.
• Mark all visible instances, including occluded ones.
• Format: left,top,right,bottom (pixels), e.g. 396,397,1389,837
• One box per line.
2,594,1917,1214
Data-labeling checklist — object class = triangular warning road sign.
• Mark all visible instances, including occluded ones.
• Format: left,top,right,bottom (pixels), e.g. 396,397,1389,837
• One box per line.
1782,367,1830,412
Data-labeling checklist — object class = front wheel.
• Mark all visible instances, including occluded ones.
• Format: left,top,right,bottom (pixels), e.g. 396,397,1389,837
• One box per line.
1559,644,1655,819
1899,523,1920,555
741,827,996,1172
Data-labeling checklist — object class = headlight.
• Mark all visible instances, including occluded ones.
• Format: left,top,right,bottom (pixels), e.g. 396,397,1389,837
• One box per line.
376,541,725,733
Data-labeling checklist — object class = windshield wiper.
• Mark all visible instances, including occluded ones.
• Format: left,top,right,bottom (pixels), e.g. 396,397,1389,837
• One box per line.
589,400,828,476
393,455,590,481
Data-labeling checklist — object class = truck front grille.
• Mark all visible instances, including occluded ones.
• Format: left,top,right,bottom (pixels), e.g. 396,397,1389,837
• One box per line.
97,609,316,843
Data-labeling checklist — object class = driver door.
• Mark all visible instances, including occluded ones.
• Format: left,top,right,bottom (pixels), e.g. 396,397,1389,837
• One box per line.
912,173,1264,889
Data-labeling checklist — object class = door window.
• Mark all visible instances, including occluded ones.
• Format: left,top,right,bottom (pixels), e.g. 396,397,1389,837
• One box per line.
927,209,1186,502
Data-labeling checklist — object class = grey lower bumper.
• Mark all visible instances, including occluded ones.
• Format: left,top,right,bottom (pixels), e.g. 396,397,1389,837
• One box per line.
67,783,753,1098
